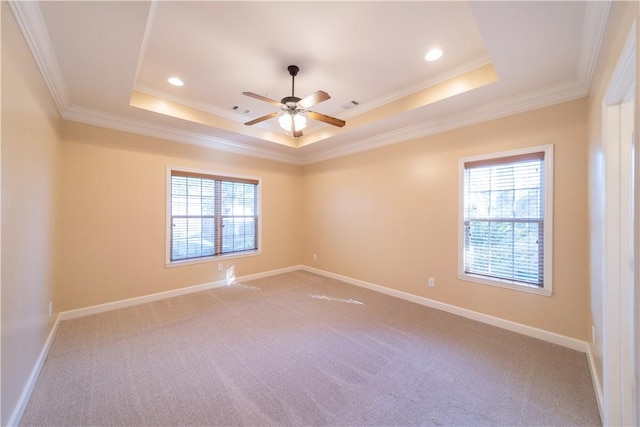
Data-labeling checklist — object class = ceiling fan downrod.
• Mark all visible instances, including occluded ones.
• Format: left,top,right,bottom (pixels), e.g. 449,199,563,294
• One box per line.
282,65,301,106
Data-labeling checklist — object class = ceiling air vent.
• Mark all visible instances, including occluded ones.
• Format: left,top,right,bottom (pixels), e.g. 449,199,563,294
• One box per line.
232,105,251,114
342,100,359,109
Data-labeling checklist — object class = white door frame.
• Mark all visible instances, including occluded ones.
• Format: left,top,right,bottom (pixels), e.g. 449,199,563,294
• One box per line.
601,20,637,427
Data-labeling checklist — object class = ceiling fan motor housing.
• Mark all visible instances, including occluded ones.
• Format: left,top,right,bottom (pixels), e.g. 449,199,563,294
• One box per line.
281,96,301,107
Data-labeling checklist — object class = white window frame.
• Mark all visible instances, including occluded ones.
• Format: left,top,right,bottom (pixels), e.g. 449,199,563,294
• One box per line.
458,144,554,296
166,166,262,267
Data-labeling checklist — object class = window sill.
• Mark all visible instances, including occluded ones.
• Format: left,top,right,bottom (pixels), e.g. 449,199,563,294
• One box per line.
458,274,552,297
165,250,261,268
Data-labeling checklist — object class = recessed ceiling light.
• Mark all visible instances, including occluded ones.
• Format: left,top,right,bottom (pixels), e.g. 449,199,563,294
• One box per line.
425,48,443,62
168,77,184,87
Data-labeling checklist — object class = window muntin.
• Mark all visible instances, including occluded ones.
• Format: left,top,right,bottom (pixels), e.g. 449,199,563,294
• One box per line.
168,169,259,264
459,146,553,295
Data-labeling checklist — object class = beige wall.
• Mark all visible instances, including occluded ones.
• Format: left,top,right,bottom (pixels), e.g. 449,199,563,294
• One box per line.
5,0,637,423
303,99,590,340
1,3,303,418
586,0,639,401
1,3,63,425
59,122,303,311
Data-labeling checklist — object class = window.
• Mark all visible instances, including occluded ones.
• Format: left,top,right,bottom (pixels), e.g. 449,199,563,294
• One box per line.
459,145,553,295
167,168,260,265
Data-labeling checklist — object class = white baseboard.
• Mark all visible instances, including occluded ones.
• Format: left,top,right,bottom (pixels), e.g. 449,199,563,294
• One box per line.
10,265,300,426
586,343,605,421
60,280,228,320
235,265,301,283
60,265,301,321
6,313,62,427
301,265,590,353
12,264,592,426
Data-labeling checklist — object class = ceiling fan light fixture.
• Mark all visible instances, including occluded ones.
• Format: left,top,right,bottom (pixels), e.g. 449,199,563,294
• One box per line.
279,112,307,132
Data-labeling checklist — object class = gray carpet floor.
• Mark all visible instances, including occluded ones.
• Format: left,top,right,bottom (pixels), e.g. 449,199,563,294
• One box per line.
20,271,601,426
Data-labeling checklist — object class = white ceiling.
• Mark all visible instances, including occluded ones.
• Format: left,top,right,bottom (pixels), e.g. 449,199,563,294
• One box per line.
9,1,610,165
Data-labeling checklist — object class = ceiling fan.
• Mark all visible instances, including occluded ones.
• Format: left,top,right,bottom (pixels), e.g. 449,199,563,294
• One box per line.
242,65,346,137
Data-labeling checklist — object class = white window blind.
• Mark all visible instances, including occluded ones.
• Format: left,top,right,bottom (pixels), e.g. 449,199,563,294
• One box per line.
170,170,259,262
463,152,545,288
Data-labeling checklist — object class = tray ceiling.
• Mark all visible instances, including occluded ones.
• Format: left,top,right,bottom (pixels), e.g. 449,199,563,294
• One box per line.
9,1,610,164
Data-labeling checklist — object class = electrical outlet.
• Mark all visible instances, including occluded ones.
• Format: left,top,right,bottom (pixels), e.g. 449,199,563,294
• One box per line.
49,302,53,316
428,277,435,287
218,263,223,271
313,254,317,261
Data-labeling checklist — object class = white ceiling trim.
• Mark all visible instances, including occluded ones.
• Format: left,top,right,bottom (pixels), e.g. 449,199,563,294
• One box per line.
299,78,589,165
62,105,302,165
134,84,248,123
9,0,612,167
132,55,494,130
64,75,588,167
577,0,612,88
7,0,70,112
135,56,493,122
132,1,157,85
338,57,494,120
474,79,588,119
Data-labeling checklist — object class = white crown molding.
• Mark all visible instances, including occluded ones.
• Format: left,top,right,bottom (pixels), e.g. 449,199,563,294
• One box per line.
604,19,636,103
338,55,494,120
577,0,612,88
7,0,70,112
63,105,302,165
300,78,588,165
132,1,157,84
468,79,588,123
134,56,493,125
134,84,332,136
66,76,588,168
9,0,611,167
134,84,247,123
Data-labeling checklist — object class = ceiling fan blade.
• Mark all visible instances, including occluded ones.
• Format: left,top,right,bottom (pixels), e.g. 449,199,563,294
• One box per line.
242,92,283,107
244,111,280,126
308,111,346,127
298,90,331,109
